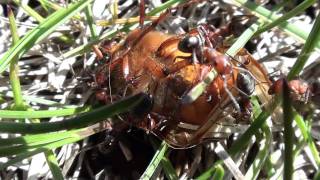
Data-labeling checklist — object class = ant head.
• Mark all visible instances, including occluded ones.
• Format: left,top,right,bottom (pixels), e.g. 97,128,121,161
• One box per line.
178,35,200,53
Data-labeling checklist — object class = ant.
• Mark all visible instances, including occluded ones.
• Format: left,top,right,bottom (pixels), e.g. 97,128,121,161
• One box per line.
175,24,260,119
269,78,319,104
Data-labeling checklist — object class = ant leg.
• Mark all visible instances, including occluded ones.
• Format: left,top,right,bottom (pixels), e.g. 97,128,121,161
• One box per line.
198,25,212,48
213,81,226,110
139,0,145,28
191,48,199,64
231,85,251,97
225,53,258,81
222,76,241,112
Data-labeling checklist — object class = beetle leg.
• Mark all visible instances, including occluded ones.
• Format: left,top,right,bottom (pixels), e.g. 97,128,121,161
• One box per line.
131,0,204,48
139,0,145,28
92,45,104,60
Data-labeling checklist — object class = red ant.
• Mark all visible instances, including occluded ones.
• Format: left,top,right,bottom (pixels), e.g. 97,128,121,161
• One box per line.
269,78,319,104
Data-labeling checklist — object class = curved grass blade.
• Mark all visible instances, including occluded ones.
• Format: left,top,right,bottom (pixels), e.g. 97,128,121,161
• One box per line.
0,93,145,134
0,122,112,170
0,0,93,73
8,6,25,110
288,12,320,79
244,124,271,179
232,0,320,49
161,157,178,180
140,141,168,180
0,136,82,170
254,0,316,36
294,112,320,166
62,0,185,58
44,150,64,180
0,106,90,119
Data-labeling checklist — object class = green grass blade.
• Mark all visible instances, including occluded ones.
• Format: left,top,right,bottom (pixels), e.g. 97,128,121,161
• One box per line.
2,92,74,106
84,4,98,40
228,111,270,156
255,0,316,36
0,121,108,155
0,136,82,170
140,141,169,180
0,106,90,119
0,93,144,134
62,0,185,58
232,0,320,48
211,165,224,180
294,112,320,166
8,6,25,109
38,0,50,13
12,0,45,22
0,122,108,169
226,23,260,56
44,150,64,180
197,161,223,180
161,157,178,180
0,0,93,73
314,171,320,180
288,12,320,79
244,125,271,179
283,80,294,180
0,131,76,147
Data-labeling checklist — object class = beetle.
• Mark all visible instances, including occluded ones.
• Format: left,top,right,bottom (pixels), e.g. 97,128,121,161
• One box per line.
92,0,272,148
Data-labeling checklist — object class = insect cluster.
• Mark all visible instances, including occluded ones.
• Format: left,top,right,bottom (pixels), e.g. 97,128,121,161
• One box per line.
90,1,315,148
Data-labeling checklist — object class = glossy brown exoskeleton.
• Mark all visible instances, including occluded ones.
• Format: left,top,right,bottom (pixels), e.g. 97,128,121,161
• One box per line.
93,0,272,148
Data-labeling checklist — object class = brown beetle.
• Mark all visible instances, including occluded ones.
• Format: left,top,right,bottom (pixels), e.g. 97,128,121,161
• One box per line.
93,1,272,148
